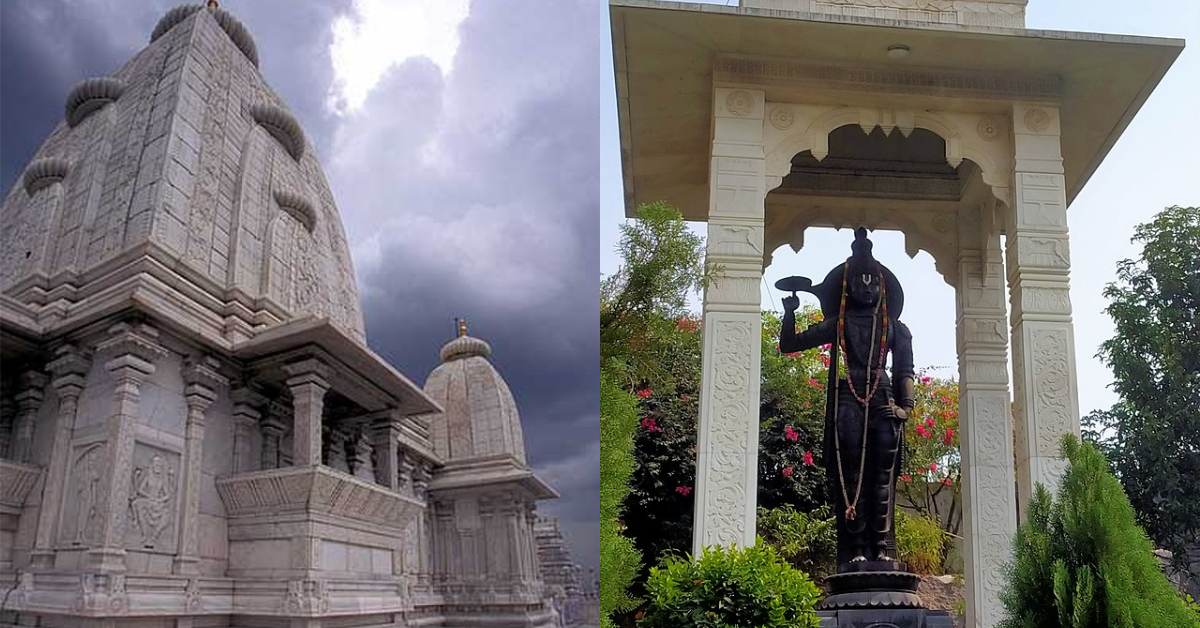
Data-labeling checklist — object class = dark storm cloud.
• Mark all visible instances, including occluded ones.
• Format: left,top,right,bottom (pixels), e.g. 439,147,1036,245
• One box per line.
338,0,602,571
2,0,600,572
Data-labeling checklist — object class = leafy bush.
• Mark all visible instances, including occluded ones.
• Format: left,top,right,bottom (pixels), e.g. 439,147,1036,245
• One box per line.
997,435,1198,628
600,372,643,627
756,504,836,582
895,510,950,575
642,544,821,628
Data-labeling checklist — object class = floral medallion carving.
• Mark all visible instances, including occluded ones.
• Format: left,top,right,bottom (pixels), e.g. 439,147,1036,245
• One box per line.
976,116,1004,141
725,90,754,117
769,106,794,130
1023,108,1050,133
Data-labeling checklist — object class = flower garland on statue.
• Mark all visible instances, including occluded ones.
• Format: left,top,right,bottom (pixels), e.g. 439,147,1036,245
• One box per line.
829,262,888,521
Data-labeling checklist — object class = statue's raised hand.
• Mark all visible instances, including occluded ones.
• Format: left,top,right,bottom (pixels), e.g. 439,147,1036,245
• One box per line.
782,294,800,312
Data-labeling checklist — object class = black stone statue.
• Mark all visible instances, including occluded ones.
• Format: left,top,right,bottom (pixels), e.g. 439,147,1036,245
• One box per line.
777,229,948,623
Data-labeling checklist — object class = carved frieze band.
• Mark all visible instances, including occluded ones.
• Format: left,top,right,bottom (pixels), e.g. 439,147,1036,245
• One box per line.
1018,285,1071,316
1015,235,1071,271
713,57,1060,101
707,223,764,260
701,319,755,549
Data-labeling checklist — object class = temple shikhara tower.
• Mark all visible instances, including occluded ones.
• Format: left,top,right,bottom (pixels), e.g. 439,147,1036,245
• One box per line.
611,0,1181,626
0,5,565,627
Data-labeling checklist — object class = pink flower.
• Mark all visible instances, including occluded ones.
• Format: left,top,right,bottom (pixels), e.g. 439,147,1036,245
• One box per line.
900,475,912,482
939,396,952,404
925,418,935,428
943,429,954,446
783,426,799,442
636,389,652,399
803,451,814,466
943,478,953,486
808,378,825,390
930,462,938,472
820,354,831,367
782,466,794,477
640,417,662,432
915,425,928,438
920,375,932,384
676,486,692,496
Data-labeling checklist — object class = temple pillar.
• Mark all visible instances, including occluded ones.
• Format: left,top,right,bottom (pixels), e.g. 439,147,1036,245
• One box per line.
260,401,287,469
371,416,401,490
1005,104,1081,513
955,206,1018,628
30,345,89,569
231,385,266,473
87,322,167,572
174,356,226,575
694,87,768,555
283,358,331,467
10,370,49,463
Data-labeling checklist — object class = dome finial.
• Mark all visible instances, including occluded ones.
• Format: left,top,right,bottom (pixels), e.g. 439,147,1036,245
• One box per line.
206,0,219,8
456,317,468,338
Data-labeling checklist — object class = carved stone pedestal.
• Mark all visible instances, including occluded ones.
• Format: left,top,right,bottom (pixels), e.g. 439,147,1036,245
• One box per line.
816,561,952,627
816,608,953,628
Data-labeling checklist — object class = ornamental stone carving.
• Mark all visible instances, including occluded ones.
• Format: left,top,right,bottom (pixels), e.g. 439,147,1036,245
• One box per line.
68,444,107,545
976,116,1004,141
1023,108,1050,133
1031,328,1072,456
702,319,753,548
22,157,71,195
128,452,177,549
769,106,795,130
725,90,755,117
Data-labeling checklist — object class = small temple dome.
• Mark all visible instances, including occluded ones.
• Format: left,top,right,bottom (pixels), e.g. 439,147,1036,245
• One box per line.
424,321,528,464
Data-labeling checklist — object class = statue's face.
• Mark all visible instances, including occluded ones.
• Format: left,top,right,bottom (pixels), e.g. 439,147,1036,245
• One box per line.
848,272,881,308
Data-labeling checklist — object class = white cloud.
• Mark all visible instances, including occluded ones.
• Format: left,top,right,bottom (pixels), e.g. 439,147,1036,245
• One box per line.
328,0,469,115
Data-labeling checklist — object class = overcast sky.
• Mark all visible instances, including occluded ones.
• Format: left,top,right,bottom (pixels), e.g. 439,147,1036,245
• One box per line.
601,0,1200,416
1,0,601,574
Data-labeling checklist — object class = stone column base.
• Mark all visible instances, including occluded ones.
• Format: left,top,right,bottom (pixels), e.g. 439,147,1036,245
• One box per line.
816,608,953,628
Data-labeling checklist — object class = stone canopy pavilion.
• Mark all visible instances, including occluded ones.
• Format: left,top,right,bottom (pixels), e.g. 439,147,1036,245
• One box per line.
0,4,563,628
610,1,1182,625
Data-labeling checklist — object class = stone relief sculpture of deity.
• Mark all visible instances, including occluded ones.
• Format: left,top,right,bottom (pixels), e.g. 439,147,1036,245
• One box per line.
74,446,105,545
128,454,175,548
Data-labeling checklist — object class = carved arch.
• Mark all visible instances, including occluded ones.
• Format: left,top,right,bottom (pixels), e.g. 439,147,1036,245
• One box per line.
765,209,960,287
764,106,1011,207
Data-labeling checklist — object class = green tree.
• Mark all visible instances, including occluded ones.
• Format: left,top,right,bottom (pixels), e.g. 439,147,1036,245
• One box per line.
1094,205,1200,578
600,202,710,628
998,435,1197,628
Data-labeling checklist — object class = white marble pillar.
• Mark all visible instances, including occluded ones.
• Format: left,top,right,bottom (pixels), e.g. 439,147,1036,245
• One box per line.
956,207,1018,628
30,345,89,569
283,358,331,467
693,87,768,555
174,356,226,575
89,322,167,572
371,417,401,490
1006,104,1081,513
10,371,48,463
230,386,266,473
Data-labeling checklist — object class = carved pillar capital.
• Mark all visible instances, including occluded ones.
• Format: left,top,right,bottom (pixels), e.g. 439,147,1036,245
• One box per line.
182,356,227,412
